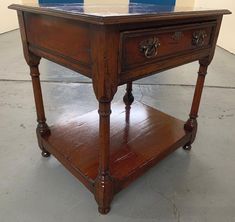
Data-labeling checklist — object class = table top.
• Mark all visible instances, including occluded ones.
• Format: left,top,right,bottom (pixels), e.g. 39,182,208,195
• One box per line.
9,3,231,24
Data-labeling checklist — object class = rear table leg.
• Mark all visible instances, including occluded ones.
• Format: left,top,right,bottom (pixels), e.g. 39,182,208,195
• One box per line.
123,82,134,108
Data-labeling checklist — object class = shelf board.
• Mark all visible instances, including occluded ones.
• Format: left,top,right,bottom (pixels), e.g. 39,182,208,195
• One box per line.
42,101,189,193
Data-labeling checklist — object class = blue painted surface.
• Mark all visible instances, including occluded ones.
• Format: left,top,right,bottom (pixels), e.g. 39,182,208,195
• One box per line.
38,3,177,15
39,0,176,5
130,0,175,5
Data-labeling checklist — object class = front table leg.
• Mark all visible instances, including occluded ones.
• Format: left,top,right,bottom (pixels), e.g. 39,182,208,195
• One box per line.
184,60,208,150
94,99,114,214
28,55,51,157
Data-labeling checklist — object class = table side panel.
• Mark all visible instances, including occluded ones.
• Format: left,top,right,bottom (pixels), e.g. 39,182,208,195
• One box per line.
24,12,92,77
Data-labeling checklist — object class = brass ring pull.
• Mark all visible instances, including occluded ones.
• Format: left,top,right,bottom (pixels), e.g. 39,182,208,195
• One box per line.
139,36,161,59
192,30,207,47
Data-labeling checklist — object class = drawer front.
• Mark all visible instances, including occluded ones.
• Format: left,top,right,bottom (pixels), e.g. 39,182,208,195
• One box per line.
120,22,216,71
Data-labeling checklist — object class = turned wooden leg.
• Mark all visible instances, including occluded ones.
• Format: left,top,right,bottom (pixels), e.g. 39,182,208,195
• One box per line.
123,82,134,123
94,100,114,214
123,82,134,108
184,60,208,150
29,55,51,157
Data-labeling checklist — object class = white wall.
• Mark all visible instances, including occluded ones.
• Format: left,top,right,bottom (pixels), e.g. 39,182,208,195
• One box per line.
176,0,195,8
194,0,235,54
0,0,38,34
0,0,21,34
21,0,37,3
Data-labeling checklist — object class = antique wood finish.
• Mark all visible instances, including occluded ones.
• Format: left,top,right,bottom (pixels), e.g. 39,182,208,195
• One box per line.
24,13,91,77
183,62,208,150
9,3,231,214
41,102,189,188
120,21,215,71
30,57,51,157
17,11,51,157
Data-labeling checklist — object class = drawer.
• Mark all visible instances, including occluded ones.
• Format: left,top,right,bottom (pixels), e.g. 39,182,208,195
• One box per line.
120,21,216,71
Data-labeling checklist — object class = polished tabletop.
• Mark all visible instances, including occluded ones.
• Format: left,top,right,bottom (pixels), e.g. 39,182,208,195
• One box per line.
9,2,231,24
37,3,176,16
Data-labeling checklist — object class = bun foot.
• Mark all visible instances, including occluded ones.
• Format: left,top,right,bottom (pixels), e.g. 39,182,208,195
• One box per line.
98,206,110,215
183,144,192,151
41,151,51,157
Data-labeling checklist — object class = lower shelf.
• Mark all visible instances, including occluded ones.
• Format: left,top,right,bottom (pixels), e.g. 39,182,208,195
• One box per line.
42,101,190,193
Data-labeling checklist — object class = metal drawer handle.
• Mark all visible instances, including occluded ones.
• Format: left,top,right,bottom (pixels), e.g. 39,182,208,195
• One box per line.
139,36,160,59
192,30,207,47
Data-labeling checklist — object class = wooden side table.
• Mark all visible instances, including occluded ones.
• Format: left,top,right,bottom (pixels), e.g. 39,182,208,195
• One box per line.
9,3,231,214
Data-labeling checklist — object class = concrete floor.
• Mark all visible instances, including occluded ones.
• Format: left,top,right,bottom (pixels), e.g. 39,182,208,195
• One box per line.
0,30,235,222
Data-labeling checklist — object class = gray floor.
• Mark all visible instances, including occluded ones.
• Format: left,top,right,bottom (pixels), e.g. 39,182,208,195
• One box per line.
0,30,235,222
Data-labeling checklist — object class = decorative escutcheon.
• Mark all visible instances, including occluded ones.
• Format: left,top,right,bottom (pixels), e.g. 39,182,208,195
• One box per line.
172,31,183,41
192,30,207,47
139,36,161,59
